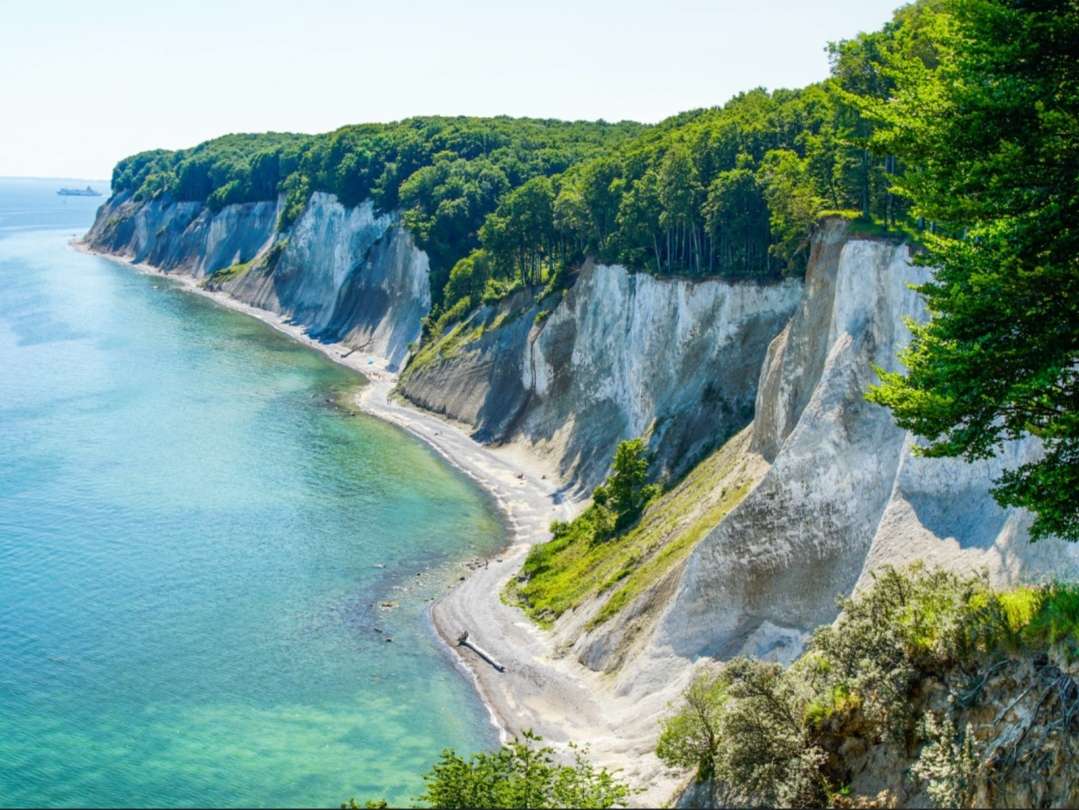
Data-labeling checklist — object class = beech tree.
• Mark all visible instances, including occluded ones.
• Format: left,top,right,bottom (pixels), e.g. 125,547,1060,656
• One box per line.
866,0,1079,541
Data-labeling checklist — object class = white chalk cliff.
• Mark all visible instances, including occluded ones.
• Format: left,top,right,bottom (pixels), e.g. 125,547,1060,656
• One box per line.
603,219,1079,690
86,192,429,370
399,263,802,492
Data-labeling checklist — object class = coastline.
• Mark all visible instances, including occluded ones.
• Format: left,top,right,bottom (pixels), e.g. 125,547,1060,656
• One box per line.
74,240,682,806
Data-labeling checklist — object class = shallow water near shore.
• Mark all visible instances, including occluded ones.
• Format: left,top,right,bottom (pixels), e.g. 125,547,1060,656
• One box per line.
0,179,501,807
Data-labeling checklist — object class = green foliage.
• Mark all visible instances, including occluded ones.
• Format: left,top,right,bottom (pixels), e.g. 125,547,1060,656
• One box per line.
912,713,979,808
424,2,944,327
757,149,825,272
659,660,829,807
508,430,753,629
655,668,728,781
657,565,1079,804
1020,582,1079,655
417,732,631,809
203,258,253,286
110,117,644,310
591,439,659,538
702,160,770,276
864,0,1079,541
277,171,311,230
510,439,657,627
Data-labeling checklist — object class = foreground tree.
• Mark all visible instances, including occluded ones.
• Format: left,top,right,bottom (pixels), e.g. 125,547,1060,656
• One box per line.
866,0,1079,540
346,732,632,809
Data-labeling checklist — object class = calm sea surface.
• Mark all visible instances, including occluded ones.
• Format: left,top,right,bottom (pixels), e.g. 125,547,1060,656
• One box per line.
0,178,501,807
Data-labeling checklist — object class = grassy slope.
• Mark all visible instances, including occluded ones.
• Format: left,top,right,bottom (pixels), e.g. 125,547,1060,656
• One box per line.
506,427,762,630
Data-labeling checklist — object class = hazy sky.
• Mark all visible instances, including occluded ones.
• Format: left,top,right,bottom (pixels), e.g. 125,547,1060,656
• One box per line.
2,0,903,180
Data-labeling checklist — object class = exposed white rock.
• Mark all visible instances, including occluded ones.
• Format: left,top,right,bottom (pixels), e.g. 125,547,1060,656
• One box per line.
523,265,803,487
226,194,392,328
647,222,1079,671
401,262,802,491
85,192,431,371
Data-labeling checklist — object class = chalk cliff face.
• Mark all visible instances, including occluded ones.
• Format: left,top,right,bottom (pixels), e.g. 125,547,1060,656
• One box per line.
85,192,430,370
642,220,1079,673
399,264,802,491
87,192,278,276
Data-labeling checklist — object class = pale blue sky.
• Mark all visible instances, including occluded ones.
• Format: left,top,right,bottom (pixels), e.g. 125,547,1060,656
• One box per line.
1,0,903,180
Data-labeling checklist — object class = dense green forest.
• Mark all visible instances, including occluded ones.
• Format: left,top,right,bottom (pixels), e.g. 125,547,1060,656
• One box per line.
865,0,1079,542
437,1,944,321
110,118,645,303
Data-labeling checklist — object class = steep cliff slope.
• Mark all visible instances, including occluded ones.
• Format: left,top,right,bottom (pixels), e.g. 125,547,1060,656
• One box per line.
86,192,430,370
654,222,1078,669
542,219,1079,696
399,264,801,492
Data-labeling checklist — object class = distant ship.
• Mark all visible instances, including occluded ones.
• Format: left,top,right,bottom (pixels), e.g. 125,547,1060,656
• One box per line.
58,186,102,197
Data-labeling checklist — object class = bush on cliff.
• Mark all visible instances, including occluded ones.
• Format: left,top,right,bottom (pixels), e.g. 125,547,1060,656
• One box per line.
657,565,1079,807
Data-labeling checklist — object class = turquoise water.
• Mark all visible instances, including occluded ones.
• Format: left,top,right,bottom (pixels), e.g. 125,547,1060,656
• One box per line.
0,179,502,807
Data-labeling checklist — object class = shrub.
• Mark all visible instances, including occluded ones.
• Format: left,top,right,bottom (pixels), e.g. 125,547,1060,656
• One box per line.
911,713,978,809
656,565,1079,806
427,732,630,808
658,660,828,807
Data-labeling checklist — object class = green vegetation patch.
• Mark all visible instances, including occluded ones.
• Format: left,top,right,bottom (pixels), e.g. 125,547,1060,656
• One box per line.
203,258,254,286
403,310,491,378
404,293,535,378
409,319,485,371
348,732,633,809
657,565,1079,808
506,429,756,629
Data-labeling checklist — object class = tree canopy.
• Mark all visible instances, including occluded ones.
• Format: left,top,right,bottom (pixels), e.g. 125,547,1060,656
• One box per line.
865,0,1079,541
434,4,940,318
110,117,645,306
345,732,632,809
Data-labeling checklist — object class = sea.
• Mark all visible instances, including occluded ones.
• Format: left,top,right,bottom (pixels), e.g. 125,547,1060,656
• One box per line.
0,177,501,807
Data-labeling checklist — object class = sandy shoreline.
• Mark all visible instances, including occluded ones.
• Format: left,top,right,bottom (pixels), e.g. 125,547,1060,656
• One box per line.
74,241,682,805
